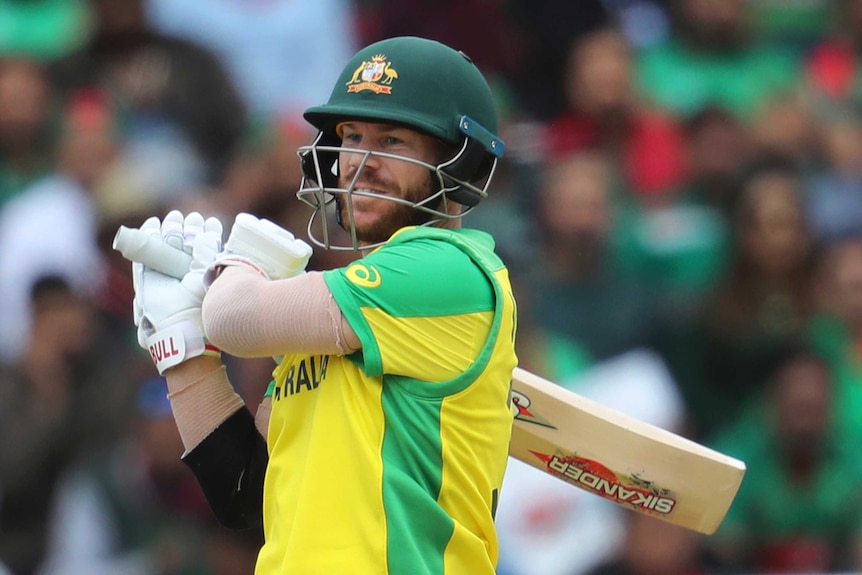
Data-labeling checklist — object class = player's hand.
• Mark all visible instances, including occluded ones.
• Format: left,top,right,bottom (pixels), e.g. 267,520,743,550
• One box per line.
207,212,313,283
132,211,224,374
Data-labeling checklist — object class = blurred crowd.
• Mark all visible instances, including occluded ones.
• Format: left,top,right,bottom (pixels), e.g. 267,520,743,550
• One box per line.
1,0,862,574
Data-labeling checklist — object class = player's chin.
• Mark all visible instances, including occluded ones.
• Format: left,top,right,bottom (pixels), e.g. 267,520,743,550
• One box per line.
345,201,380,224
342,208,383,239
348,205,411,243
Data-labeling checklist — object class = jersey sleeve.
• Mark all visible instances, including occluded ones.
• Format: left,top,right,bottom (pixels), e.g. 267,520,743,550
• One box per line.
323,236,495,378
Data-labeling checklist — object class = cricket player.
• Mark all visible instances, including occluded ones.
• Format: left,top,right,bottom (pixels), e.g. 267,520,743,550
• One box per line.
124,36,518,574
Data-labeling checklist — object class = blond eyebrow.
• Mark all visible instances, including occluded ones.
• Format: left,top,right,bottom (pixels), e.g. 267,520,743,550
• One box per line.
337,122,411,136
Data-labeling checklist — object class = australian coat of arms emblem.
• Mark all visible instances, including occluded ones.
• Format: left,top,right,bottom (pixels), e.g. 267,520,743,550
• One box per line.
346,54,398,94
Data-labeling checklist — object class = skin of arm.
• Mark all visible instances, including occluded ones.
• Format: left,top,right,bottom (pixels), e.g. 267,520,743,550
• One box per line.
255,397,272,440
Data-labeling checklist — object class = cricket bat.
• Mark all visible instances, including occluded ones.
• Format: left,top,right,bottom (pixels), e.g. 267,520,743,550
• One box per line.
508,367,745,535
114,225,746,534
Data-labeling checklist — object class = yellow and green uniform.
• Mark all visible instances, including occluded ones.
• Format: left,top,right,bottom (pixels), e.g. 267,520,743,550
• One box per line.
257,226,518,575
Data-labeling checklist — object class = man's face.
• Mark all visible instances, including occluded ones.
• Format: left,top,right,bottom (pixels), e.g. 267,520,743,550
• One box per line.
773,358,831,458
822,240,862,331
566,29,631,117
336,122,445,245
739,174,808,277
539,152,612,250
0,59,49,154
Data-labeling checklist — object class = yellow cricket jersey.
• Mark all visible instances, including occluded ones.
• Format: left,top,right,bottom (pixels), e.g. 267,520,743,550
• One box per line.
256,226,518,575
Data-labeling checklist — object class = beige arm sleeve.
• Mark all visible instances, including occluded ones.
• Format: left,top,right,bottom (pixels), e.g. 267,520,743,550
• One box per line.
163,356,245,454
201,266,361,358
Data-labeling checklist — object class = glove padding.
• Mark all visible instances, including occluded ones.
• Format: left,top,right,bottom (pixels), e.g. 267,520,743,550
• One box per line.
131,210,224,374
207,212,313,283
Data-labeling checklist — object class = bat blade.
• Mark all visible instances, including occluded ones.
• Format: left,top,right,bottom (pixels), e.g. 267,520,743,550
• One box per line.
508,367,745,535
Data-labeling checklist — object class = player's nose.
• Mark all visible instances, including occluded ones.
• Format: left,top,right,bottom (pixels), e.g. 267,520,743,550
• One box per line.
348,147,381,170
344,150,384,183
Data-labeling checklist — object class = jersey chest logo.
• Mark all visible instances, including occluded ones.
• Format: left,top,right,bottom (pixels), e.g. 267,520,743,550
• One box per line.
345,264,381,288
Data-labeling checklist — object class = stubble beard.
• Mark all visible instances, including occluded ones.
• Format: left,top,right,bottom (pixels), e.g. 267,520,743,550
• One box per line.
336,173,438,245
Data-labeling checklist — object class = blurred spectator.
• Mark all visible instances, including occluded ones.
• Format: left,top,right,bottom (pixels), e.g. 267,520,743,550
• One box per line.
635,0,801,120
612,106,743,325
0,57,54,206
809,233,862,440
748,95,821,181
38,376,233,575
708,346,862,574
678,106,752,215
518,150,657,363
665,157,815,438
543,26,734,328
614,106,749,329
0,0,90,60
145,0,356,124
0,86,119,361
50,0,247,188
544,25,687,200
0,276,145,575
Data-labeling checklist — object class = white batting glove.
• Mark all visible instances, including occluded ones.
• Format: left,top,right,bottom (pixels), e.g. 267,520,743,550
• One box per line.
132,211,224,374
206,212,313,283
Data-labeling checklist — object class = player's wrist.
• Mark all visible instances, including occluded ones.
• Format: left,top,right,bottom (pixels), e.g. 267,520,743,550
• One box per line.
163,354,225,380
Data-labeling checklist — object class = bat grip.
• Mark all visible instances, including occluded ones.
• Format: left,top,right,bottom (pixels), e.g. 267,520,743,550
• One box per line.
113,225,193,279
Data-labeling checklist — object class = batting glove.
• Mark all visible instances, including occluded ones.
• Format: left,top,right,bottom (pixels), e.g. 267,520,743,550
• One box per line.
206,212,313,283
132,210,224,374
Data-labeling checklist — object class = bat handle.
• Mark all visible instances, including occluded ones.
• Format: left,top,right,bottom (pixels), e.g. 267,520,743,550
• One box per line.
113,225,193,279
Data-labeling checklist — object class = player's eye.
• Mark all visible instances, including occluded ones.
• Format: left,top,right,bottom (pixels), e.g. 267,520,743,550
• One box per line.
342,132,362,145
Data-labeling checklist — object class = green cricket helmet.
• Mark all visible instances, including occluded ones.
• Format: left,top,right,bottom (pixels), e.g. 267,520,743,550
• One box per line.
297,36,505,250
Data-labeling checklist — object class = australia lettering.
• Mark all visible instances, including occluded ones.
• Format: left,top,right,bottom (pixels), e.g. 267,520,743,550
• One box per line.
274,355,330,400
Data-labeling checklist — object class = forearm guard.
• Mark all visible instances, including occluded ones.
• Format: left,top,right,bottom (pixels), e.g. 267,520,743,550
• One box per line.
182,407,269,530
